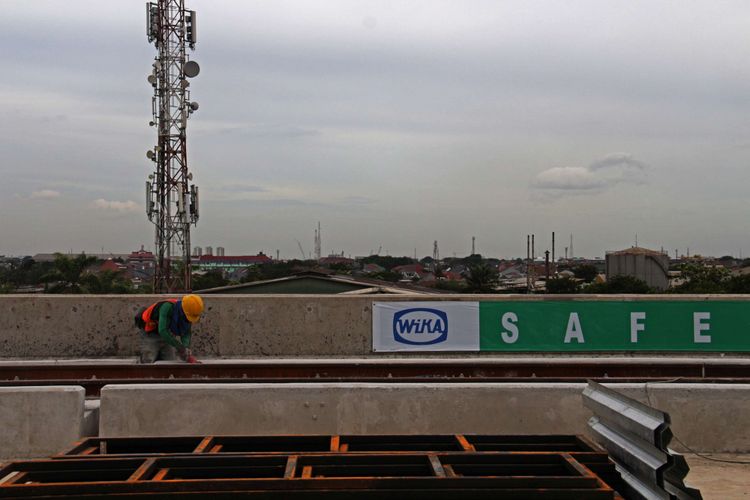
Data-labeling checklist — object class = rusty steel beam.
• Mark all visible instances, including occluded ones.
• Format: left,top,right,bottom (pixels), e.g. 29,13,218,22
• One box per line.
1,376,748,398
2,361,748,396
0,360,748,381
0,360,738,380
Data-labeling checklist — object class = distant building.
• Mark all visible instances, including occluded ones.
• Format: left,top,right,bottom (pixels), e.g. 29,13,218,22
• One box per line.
194,253,272,274
319,256,355,267
127,246,155,272
205,246,213,256
198,271,445,295
362,263,385,274
392,264,425,280
606,247,669,290
99,259,126,273
216,247,225,257
193,246,202,257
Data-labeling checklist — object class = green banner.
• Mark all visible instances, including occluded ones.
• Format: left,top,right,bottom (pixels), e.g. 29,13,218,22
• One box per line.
479,301,750,351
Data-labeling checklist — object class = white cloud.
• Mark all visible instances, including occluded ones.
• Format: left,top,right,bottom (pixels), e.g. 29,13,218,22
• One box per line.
532,153,648,194
30,189,61,199
91,199,140,213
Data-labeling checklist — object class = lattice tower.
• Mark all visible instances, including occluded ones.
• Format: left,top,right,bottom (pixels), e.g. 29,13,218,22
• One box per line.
145,0,200,292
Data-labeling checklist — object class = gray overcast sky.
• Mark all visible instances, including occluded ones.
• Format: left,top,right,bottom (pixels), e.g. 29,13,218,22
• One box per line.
1,1,749,259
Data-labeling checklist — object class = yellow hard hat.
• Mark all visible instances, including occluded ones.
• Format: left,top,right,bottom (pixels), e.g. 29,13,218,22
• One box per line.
181,294,204,323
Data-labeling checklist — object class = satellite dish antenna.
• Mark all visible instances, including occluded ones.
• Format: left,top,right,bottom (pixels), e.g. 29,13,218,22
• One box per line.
183,60,200,78
147,74,157,85
146,150,155,160
189,101,199,111
180,79,190,89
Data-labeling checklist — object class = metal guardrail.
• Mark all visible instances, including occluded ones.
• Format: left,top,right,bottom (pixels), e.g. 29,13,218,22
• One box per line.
582,380,702,500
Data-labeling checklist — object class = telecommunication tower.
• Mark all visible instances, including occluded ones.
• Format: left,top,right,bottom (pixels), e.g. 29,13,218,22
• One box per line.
145,1,201,292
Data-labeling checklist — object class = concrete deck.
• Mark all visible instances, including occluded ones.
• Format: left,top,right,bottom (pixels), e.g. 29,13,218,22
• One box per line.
684,454,750,500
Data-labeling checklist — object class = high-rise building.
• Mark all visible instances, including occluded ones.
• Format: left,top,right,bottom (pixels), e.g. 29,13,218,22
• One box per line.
205,246,213,256
217,247,225,257
193,246,202,256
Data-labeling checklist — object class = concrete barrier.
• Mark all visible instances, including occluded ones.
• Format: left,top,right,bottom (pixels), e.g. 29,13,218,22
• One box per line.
0,386,85,459
99,382,750,453
3,294,750,358
646,383,750,453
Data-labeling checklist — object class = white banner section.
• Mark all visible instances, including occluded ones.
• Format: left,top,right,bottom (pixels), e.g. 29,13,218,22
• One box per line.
373,301,480,352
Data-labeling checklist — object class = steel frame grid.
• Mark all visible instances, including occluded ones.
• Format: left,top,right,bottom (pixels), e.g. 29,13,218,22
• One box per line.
0,450,621,499
56,434,600,458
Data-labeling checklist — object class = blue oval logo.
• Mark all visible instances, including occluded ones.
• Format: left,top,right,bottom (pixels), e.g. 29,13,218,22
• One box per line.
393,308,448,345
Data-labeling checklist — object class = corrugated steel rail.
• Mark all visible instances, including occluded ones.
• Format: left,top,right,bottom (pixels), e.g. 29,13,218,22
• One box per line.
583,381,702,500
0,434,627,499
0,361,748,396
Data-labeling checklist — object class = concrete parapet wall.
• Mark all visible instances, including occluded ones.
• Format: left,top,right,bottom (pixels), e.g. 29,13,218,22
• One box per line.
0,386,85,459
647,383,750,453
3,294,749,358
98,382,750,452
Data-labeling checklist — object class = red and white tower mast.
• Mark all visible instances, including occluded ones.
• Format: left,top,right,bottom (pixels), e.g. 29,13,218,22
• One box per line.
145,0,200,292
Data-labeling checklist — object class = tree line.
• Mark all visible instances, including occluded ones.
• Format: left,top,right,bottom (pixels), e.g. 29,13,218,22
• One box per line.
3,254,750,295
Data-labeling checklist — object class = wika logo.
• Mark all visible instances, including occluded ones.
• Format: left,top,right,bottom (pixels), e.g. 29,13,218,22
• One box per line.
392,308,448,345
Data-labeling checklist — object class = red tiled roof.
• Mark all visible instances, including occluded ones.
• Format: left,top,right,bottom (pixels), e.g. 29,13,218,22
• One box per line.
392,264,424,274
100,260,125,272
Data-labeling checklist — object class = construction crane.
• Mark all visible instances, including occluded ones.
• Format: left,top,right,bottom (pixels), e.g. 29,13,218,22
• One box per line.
145,0,201,292
295,240,307,260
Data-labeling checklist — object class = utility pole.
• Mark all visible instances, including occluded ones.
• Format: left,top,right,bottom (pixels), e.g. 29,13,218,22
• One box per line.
526,235,531,292
569,234,574,260
314,222,322,261
530,234,535,292
551,231,556,275
145,1,200,292
471,236,476,256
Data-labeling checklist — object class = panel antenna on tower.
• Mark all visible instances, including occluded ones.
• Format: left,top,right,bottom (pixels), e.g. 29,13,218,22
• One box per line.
145,0,201,292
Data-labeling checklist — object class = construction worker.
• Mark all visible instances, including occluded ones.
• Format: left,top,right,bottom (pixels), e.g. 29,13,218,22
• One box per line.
134,294,204,364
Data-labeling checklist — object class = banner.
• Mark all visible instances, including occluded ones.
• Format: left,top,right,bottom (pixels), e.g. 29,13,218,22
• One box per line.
373,301,479,351
372,301,750,352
